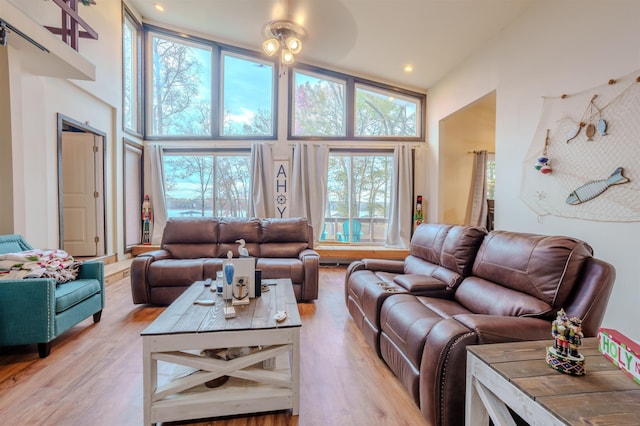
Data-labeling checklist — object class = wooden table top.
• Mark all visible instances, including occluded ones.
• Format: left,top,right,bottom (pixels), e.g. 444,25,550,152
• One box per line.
467,337,640,425
141,278,301,336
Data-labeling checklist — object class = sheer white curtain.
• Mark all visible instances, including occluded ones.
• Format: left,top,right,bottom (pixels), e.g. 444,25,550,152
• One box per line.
289,143,329,244
467,150,488,227
249,142,275,218
144,143,168,244
386,144,413,248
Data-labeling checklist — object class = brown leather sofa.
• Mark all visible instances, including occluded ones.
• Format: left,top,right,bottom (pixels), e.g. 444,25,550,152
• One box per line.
131,216,319,305
345,223,616,426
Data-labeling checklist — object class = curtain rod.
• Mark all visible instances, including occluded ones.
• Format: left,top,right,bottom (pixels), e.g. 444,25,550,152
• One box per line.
467,150,495,154
0,19,49,52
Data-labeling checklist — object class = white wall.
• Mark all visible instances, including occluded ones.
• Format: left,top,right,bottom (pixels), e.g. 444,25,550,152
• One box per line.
3,0,124,253
428,0,640,341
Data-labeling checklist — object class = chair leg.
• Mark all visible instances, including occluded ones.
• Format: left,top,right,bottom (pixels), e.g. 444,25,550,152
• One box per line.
38,342,51,358
93,310,102,323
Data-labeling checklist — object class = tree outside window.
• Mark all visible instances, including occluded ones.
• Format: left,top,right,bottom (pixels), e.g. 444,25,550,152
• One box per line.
163,153,250,218
293,71,346,137
149,34,212,137
355,85,418,137
323,152,392,244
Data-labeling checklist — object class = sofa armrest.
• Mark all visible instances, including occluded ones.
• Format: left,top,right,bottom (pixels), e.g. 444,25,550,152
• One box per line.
136,249,172,261
361,258,405,273
78,260,105,309
454,314,551,344
0,279,57,345
299,249,319,301
130,249,174,304
393,274,448,293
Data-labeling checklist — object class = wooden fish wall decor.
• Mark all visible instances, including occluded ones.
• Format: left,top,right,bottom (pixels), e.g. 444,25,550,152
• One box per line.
566,167,630,205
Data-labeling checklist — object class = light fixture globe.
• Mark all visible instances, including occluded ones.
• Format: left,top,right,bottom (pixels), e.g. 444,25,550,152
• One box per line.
285,36,302,54
262,38,279,56
281,48,295,65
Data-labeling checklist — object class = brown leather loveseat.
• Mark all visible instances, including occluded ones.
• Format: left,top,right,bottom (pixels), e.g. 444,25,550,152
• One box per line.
345,223,615,426
131,216,319,304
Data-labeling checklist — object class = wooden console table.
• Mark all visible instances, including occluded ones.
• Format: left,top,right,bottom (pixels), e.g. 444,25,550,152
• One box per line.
141,278,301,425
466,338,640,425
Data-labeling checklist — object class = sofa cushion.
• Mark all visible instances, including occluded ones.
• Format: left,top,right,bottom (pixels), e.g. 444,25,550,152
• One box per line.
162,218,218,259
148,259,204,287
55,279,101,313
403,224,485,289
217,217,261,257
470,231,593,309
440,225,486,278
381,295,473,369
455,276,553,318
408,223,452,264
260,217,310,257
256,258,304,283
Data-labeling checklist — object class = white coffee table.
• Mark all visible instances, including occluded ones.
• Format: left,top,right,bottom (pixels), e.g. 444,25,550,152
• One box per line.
141,278,301,425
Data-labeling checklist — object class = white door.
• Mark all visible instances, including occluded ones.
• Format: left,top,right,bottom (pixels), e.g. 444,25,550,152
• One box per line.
62,131,98,256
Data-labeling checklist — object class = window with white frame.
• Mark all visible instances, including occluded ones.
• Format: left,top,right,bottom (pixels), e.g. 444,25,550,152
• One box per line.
322,150,393,244
162,151,251,218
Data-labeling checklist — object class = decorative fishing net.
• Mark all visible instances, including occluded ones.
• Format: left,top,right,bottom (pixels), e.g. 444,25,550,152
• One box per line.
520,70,640,221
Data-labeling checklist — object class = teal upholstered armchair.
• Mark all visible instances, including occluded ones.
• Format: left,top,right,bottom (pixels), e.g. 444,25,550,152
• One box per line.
0,234,104,357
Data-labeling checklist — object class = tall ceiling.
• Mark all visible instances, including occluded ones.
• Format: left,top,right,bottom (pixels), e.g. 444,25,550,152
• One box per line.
127,0,533,92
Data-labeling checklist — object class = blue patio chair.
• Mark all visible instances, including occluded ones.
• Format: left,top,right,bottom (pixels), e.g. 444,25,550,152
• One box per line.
337,219,362,242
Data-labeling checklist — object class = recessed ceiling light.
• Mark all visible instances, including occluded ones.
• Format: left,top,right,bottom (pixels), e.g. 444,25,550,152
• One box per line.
154,3,165,12
403,64,414,73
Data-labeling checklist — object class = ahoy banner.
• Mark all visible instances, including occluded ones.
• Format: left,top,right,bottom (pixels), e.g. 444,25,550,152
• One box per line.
598,328,640,385
521,69,640,221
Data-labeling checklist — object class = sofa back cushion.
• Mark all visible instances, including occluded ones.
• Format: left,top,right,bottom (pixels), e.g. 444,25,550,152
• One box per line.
408,223,452,264
455,276,553,317
440,225,487,277
217,217,261,257
404,224,486,289
162,218,218,259
460,230,593,316
260,217,310,258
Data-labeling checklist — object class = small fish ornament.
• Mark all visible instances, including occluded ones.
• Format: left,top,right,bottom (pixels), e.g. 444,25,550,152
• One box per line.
597,118,608,136
534,156,552,174
585,123,596,141
566,167,629,205
566,123,583,143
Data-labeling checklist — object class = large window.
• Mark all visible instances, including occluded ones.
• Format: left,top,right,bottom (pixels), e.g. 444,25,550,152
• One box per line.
355,84,418,137
148,33,213,137
292,70,346,137
145,27,276,139
291,65,424,140
123,10,141,134
221,52,275,137
163,152,251,218
322,151,393,244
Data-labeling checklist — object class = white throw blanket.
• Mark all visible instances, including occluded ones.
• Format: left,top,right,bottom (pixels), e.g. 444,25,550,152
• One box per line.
0,249,82,283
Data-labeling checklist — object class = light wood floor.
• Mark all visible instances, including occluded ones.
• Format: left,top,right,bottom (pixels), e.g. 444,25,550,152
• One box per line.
0,267,426,426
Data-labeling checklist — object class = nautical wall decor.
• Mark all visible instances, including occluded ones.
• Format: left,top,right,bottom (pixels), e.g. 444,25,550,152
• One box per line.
274,158,289,218
521,70,640,221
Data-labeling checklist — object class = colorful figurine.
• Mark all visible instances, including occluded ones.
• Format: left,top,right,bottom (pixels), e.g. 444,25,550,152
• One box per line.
414,195,424,226
141,194,152,245
547,308,586,375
